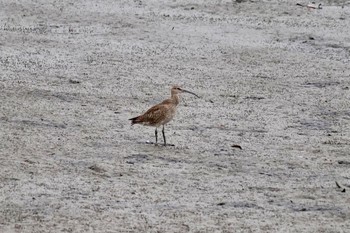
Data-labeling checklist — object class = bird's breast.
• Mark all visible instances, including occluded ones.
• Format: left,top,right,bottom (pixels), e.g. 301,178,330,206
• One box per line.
159,107,176,125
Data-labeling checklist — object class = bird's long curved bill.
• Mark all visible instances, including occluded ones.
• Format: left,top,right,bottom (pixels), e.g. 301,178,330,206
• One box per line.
182,89,200,98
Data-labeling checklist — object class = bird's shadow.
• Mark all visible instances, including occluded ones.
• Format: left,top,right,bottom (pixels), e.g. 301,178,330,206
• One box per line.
142,141,175,147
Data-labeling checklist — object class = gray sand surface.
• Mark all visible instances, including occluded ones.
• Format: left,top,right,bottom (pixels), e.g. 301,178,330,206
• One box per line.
1,0,350,232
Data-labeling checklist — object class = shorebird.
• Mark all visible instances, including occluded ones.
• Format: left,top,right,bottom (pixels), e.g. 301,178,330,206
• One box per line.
129,85,199,146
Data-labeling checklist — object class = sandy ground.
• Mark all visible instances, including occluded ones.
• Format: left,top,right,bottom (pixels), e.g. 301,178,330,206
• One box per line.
1,0,350,232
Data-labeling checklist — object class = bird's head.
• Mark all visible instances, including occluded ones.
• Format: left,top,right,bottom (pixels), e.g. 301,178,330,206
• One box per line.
171,85,199,98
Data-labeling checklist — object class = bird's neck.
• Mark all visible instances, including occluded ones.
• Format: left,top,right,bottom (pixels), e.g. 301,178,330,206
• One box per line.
171,93,180,105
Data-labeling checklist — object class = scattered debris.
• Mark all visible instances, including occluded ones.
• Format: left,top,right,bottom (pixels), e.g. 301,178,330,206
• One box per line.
231,144,243,150
338,160,350,165
307,2,322,9
335,181,341,188
296,2,322,10
335,181,346,193
69,79,81,84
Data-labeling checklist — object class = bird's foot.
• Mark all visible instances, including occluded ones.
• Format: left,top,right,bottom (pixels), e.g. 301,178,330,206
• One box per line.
163,143,175,147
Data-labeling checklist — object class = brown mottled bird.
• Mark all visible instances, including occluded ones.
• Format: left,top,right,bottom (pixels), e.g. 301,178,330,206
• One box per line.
129,85,199,146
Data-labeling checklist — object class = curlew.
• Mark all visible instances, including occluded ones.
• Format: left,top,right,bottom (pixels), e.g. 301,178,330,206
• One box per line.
129,85,199,146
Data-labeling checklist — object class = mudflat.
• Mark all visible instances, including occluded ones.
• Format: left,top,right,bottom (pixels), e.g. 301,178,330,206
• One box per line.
1,0,350,232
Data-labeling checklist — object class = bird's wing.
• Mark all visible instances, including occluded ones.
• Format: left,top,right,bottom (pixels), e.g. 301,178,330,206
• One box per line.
140,104,172,125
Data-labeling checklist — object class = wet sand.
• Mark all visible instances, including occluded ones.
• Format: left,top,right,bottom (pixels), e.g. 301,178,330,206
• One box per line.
1,0,350,232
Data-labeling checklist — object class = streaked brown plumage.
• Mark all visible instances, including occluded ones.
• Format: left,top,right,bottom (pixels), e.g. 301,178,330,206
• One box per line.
129,85,199,146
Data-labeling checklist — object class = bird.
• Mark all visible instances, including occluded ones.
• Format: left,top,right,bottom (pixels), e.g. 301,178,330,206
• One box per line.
129,85,199,146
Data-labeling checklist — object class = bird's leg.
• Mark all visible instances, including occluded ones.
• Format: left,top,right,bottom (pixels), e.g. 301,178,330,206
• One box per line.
155,128,158,145
161,125,174,146
162,125,166,146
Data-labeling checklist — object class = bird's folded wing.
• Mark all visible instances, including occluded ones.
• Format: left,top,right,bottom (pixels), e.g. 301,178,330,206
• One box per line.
142,104,169,124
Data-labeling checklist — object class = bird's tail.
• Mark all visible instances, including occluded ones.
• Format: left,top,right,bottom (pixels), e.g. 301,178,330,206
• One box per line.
129,116,141,125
